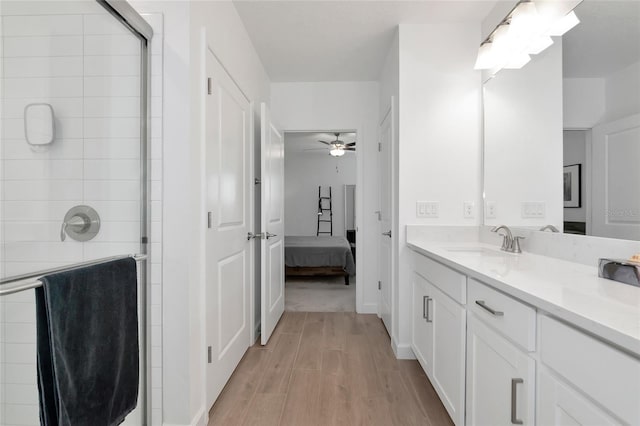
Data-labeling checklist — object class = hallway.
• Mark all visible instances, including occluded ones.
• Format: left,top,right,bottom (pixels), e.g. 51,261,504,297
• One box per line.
208,312,453,426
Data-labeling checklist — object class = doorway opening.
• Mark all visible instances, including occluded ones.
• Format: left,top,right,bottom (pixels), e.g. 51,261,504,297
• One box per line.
283,131,357,312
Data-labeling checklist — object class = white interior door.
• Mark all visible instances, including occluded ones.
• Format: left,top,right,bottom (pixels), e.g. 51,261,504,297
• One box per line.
591,114,640,240
378,105,393,333
260,103,285,345
205,47,252,407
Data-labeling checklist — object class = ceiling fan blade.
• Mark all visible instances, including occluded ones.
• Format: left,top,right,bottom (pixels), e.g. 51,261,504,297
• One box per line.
303,148,326,151
344,147,356,151
317,140,332,146
346,142,356,147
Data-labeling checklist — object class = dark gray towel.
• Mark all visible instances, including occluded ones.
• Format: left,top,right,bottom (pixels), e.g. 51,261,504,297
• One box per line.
35,258,139,426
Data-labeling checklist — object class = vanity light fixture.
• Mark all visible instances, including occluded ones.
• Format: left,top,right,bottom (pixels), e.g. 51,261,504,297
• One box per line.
329,147,345,157
474,0,580,73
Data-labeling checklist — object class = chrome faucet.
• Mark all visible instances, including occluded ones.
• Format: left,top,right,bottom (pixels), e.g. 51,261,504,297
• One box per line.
539,224,559,233
490,225,525,253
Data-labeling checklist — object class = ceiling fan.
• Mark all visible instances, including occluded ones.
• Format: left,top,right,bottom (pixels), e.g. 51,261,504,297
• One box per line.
317,133,356,157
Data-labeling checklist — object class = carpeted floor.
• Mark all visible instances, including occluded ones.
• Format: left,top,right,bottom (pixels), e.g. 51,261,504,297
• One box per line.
285,276,356,312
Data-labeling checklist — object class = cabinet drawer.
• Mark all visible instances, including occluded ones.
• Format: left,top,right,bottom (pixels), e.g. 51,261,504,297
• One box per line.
468,278,536,351
413,252,466,304
540,315,640,425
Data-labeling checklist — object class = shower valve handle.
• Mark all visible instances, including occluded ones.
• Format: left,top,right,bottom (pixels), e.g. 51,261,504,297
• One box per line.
60,215,89,242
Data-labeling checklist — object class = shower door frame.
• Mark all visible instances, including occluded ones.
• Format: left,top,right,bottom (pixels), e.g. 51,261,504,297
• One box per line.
95,1,154,424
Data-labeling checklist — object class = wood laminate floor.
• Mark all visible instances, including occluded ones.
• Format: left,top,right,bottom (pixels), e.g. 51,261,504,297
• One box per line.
208,312,454,426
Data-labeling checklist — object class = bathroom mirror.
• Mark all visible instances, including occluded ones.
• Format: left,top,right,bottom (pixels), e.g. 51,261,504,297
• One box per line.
483,0,640,241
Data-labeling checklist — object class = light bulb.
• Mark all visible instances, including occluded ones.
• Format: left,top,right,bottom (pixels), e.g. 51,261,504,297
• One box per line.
474,42,496,70
547,11,580,36
527,35,553,54
504,52,531,69
329,147,345,157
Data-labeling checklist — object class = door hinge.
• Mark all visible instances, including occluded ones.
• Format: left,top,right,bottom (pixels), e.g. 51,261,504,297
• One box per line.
378,142,382,152
207,77,212,95
141,236,148,244
207,346,212,363
378,280,382,290
255,178,261,185
207,211,213,229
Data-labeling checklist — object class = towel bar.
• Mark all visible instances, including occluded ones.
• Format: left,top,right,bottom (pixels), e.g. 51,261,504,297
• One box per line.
0,254,148,296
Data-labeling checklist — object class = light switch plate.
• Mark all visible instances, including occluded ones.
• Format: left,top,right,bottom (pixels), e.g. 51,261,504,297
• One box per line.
521,202,545,218
417,201,439,218
463,201,475,219
485,201,497,219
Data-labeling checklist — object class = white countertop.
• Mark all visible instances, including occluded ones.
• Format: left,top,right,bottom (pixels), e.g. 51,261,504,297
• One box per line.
407,239,640,357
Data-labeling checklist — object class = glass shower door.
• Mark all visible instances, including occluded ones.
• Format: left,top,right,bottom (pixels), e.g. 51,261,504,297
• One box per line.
0,1,150,424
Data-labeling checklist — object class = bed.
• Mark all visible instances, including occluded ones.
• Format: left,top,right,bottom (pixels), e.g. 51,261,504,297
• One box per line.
284,236,356,285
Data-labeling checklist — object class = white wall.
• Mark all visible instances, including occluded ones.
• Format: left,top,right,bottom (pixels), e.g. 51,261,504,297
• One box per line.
271,81,380,313
131,1,271,425
604,60,640,122
284,149,356,237
563,130,587,222
483,41,564,229
395,23,482,353
563,78,606,129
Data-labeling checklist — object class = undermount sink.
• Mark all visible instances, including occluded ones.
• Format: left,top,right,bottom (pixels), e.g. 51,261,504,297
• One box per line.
445,247,507,257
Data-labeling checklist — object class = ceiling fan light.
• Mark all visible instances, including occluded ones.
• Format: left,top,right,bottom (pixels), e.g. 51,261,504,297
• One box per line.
329,147,345,157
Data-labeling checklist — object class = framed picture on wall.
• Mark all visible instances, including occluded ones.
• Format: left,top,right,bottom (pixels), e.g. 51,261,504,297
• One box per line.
563,164,581,208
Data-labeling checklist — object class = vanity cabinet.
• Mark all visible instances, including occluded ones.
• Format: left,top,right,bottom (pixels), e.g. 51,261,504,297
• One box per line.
409,245,640,426
538,315,640,425
537,368,619,426
411,255,466,426
466,314,535,426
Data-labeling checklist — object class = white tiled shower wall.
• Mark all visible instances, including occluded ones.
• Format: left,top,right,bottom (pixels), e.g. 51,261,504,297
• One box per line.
0,4,163,425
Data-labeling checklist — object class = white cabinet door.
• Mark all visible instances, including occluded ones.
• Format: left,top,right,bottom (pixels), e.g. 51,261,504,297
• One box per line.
412,272,465,426
411,272,433,375
538,368,618,426
466,314,535,426
431,284,466,426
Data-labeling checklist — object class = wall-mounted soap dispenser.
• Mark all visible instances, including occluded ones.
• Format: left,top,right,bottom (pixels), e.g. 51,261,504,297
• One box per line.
24,103,55,151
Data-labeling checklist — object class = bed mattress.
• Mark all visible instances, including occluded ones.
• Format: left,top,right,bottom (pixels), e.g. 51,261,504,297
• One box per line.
284,236,356,275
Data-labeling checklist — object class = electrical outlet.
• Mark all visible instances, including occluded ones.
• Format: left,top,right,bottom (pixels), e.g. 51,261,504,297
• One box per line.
463,201,475,219
417,201,439,218
485,201,497,219
521,202,545,218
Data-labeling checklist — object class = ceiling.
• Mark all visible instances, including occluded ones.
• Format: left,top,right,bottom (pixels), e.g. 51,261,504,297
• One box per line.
233,0,498,82
563,0,640,78
285,131,357,155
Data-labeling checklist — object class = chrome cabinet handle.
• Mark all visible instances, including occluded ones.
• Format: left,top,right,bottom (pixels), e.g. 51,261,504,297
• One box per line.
422,295,428,319
475,300,504,316
382,230,391,238
425,296,432,323
511,378,524,425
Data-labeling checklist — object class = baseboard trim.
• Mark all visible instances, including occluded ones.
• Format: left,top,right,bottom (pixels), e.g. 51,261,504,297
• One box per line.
192,406,207,426
392,337,416,360
253,320,261,344
357,302,378,314
162,407,206,426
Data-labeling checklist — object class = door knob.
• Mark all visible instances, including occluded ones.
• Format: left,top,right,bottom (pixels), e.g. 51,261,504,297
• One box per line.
266,232,277,239
382,230,392,238
247,232,264,240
